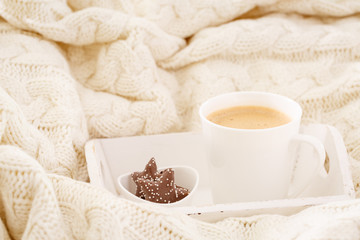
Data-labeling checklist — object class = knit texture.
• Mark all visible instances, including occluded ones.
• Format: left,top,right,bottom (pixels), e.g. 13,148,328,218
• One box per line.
0,0,360,239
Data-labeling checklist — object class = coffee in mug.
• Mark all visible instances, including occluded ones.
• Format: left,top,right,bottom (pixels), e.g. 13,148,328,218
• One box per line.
206,105,291,130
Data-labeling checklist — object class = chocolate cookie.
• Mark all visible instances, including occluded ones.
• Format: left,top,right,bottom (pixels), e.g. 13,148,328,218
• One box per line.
131,158,189,203
131,157,160,198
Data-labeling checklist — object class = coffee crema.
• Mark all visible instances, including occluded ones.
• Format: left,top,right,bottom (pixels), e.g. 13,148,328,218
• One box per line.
206,105,291,129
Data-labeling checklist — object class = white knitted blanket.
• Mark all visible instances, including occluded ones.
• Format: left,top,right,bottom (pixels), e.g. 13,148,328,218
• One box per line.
1,0,360,239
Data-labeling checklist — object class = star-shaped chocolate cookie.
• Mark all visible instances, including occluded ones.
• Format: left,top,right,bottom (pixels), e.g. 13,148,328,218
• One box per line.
131,157,160,198
131,158,190,203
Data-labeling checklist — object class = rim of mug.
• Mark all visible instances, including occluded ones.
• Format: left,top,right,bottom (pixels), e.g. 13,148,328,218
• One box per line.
199,91,302,132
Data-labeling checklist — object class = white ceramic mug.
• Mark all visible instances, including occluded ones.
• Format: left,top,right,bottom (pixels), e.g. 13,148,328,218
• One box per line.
199,91,326,203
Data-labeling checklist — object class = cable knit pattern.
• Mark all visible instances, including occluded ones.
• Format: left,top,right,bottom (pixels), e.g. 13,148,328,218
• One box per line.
0,0,360,239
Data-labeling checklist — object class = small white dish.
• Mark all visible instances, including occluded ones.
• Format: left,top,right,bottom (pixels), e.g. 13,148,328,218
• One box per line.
117,165,199,207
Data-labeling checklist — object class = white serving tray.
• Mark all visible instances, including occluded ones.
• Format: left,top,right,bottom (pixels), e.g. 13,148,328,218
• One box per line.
85,124,355,222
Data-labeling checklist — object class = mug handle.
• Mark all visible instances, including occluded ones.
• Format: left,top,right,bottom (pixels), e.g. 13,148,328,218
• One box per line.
287,134,327,198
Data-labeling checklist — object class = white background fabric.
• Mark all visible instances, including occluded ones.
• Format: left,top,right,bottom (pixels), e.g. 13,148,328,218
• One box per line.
0,0,360,239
